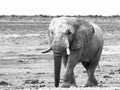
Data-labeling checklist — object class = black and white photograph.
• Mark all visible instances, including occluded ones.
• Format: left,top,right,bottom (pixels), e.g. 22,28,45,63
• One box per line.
0,0,120,89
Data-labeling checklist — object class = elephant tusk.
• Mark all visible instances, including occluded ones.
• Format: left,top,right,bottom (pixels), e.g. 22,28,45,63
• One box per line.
41,47,52,53
66,48,70,55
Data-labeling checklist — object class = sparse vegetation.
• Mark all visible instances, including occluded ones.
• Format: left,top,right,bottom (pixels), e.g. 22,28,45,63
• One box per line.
0,15,119,89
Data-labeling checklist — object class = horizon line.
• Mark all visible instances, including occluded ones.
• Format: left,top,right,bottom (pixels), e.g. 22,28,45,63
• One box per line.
0,14,120,17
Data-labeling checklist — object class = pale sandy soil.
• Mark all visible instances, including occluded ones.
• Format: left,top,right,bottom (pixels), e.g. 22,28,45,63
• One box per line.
0,32,119,90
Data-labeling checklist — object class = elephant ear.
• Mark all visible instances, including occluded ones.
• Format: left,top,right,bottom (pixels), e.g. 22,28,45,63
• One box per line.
48,30,54,47
71,19,95,49
48,18,58,47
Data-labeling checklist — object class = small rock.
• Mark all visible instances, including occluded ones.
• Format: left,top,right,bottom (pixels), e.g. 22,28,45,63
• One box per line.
0,81,11,86
18,60,24,63
25,79,39,84
109,72,115,75
100,81,103,83
103,75,112,78
39,84,45,87
26,71,30,73
39,80,45,84
117,69,120,72
98,84,104,87
36,72,46,75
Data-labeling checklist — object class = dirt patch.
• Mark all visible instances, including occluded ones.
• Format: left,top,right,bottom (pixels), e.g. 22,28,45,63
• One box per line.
0,20,120,89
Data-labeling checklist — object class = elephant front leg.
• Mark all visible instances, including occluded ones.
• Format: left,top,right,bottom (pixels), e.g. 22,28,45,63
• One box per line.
62,50,80,88
62,72,77,88
62,52,68,68
62,55,76,87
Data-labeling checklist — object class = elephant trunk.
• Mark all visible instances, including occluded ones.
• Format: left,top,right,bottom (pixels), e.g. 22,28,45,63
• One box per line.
53,41,65,87
53,51,62,87
52,37,70,87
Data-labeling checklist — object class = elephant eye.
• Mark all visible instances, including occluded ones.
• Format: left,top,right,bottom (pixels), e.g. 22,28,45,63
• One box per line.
51,31,54,35
66,30,72,35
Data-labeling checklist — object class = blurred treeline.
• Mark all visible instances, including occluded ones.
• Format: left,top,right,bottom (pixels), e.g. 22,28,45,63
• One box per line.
0,14,120,22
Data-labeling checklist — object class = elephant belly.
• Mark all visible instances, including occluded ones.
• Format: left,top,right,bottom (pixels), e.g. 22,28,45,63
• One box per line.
81,36,102,62
81,46,99,62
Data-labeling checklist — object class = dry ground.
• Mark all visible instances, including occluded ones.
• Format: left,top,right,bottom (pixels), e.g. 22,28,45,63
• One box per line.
0,19,120,89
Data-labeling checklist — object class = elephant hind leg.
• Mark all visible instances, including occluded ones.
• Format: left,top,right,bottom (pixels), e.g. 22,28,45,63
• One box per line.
82,48,102,87
82,61,98,87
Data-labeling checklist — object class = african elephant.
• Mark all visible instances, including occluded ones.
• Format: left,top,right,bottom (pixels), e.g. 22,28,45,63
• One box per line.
42,17,104,87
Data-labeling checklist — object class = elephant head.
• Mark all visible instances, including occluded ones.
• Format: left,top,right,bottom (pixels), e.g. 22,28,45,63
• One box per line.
43,17,95,87
49,17,94,50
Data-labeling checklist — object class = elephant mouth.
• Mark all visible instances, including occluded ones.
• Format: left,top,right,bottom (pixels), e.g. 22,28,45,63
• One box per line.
41,42,70,55
52,40,71,55
52,46,70,55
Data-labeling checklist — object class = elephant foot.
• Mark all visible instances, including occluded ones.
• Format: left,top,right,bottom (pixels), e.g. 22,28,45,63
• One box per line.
62,82,77,88
84,80,98,87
